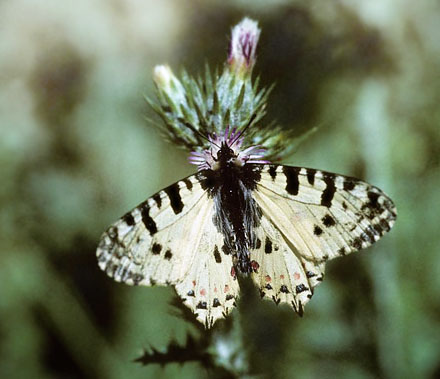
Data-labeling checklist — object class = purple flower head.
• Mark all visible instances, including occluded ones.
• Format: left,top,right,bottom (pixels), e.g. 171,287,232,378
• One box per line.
189,126,269,171
228,18,261,75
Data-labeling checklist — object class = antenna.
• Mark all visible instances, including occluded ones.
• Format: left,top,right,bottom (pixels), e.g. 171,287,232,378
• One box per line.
230,113,257,147
191,126,220,148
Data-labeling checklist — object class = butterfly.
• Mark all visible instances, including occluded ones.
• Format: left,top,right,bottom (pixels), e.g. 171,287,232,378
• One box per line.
96,127,397,328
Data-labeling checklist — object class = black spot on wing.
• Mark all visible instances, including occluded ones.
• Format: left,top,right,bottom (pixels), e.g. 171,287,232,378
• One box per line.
152,243,162,255
295,284,308,294
165,183,184,214
351,238,362,250
196,301,207,310
283,166,300,195
313,225,323,236
306,271,316,278
152,193,162,208
321,174,336,207
141,205,157,235
255,238,261,249
380,219,391,232
268,165,277,180
366,225,380,238
280,285,289,293
213,246,222,263
187,290,195,297
123,212,135,226
373,223,384,236
132,273,144,285
251,260,260,272
265,283,273,290
306,168,316,186
116,265,130,281
164,249,173,260
264,238,273,254
183,178,193,191
343,179,356,191
213,298,221,307
389,204,397,218
225,294,234,301
362,207,375,220
322,214,336,227
367,191,380,210
361,231,374,244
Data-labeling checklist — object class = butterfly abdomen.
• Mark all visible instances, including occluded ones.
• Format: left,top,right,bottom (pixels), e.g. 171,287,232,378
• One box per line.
198,153,263,274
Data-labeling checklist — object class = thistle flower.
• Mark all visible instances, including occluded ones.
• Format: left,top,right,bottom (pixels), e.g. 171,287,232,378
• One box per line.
228,18,261,76
188,126,269,171
146,17,300,162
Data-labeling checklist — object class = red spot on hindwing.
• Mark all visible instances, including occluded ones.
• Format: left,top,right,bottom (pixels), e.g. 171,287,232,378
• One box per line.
192,280,196,287
200,288,206,296
265,275,272,282
251,260,260,272
230,266,236,278
294,272,301,280
224,285,230,293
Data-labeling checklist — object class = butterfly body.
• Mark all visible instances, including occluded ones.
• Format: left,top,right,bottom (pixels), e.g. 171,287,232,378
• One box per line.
97,130,396,328
198,142,263,274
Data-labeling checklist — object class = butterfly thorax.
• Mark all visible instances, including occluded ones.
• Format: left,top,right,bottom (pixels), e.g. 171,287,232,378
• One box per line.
214,142,241,169
198,143,263,275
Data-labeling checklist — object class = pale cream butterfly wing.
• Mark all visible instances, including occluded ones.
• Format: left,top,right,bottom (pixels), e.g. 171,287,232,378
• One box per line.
250,164,397,313
249,214,326,314
96,174,239,327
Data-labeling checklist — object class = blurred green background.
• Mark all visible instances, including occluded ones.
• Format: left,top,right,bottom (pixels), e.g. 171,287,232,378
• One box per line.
1,0,439,378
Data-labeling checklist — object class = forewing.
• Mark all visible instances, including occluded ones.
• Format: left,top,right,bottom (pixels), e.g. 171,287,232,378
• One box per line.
250,164,396,313
256,165,396,260
96,174,239,327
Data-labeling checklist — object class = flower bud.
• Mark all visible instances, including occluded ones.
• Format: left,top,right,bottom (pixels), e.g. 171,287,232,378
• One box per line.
153,65,174,89
153,64,186,106
228,18,261,76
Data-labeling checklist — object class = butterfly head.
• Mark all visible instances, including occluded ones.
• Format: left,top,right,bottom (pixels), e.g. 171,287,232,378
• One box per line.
216,142,237,166
189,126,269,171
